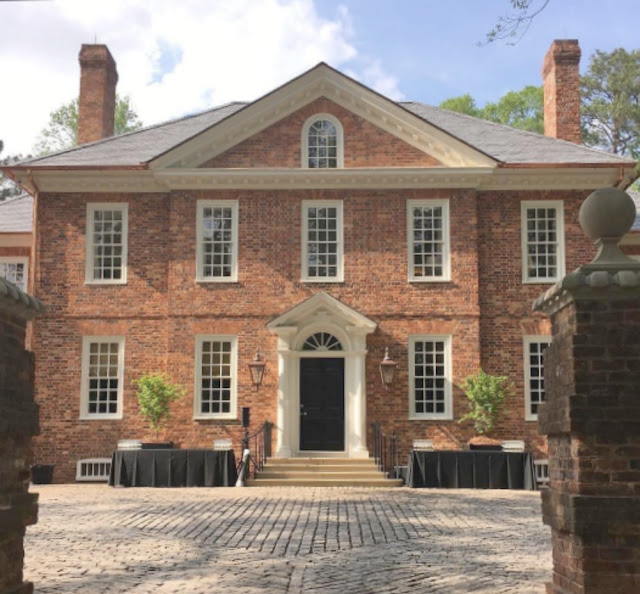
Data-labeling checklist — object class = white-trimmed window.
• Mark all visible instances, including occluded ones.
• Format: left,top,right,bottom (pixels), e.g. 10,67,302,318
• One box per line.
195,335,237,420
196,200,238,282
521,201,565,283
409,335,453,420
408,200,450,282
301,114,344,169
0,257,28,292
524,336,551,421
301,201,343,282
85,203,128,284
80,336,124,420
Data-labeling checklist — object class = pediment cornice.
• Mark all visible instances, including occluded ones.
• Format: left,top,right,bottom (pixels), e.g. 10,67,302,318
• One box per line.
149,66,497,170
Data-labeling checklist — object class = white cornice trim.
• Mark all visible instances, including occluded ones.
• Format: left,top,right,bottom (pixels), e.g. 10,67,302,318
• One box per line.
149,66,497,170
14,165,630,193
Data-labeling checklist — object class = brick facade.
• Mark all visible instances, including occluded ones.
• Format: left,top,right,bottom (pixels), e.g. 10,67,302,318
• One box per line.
31,172,598,480
0,284,42,594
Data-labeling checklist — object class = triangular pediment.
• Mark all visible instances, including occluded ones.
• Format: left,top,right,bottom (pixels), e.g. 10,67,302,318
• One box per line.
267,292,377,335
150,63,496,170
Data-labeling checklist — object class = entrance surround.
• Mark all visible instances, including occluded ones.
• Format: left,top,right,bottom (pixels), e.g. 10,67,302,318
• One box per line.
266,292,377,458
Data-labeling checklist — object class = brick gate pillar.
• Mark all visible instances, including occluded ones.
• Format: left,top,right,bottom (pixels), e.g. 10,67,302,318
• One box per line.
534,187,640,594
0,279,44,594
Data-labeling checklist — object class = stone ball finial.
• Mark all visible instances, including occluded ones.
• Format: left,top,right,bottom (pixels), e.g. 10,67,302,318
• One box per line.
579,187,636,242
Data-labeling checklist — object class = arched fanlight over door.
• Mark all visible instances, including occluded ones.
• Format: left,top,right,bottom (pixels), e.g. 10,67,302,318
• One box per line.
302,332,343,351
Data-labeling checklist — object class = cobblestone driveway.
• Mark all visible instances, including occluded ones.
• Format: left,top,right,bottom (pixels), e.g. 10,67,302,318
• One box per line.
25,485,551,593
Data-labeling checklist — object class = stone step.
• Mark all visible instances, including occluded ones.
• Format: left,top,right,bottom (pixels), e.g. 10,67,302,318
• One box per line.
259,470,386,479
263,464,381,473
267,457,377,466
246,477,404,488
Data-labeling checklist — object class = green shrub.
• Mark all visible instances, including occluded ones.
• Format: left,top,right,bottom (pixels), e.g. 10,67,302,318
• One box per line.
459,368,513,435
133,373,185,435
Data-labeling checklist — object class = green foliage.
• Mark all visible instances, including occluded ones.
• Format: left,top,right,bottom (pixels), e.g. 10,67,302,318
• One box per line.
439,94,481,117
459,369,513,435
34,94,143,156
133,373,185,435
0,140,29,201
581,48,640,158
440,85,543,134
485,0,551,45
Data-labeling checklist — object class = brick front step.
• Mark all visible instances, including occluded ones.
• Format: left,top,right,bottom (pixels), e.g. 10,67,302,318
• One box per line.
246,457,403,488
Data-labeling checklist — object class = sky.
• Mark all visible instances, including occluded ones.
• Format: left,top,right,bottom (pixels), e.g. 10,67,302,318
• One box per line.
1,0,638,157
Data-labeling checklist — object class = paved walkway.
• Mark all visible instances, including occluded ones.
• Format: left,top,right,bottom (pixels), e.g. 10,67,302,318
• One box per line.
25,485,551,593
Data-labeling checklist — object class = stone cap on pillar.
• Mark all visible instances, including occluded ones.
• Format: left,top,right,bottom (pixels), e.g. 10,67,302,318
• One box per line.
0,277,45,320
534,187,640,314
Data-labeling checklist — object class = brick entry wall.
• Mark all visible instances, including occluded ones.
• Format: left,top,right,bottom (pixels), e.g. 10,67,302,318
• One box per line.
535,188,640,594
0,280,44,594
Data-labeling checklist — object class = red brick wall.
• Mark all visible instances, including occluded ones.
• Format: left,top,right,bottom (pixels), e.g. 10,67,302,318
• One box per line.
204,98,442,168
477,190,597,455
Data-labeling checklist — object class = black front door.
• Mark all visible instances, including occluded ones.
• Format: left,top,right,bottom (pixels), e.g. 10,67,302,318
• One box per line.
299,358,345,451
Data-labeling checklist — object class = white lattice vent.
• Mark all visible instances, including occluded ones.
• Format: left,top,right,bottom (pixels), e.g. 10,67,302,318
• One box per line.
534,459,549,487
76,458,111,482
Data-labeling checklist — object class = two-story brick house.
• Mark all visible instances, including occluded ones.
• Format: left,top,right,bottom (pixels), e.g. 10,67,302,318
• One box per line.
3,41,637,482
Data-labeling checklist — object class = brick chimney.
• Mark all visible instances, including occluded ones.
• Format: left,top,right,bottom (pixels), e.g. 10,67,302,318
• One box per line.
542,39,581,143
77,44,118,145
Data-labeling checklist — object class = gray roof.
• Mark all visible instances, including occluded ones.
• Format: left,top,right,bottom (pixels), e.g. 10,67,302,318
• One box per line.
402,103,633,165
11,69,635,169
0,192,33,232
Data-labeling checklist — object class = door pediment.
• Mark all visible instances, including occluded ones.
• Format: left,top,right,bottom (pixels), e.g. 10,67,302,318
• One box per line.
267,292,376,341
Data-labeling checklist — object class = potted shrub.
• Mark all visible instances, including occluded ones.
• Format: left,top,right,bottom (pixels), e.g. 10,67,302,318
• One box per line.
459,368,513,449
133,372,185,448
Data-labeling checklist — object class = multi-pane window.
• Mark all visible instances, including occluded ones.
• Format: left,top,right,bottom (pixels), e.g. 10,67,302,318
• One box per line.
408,200,450,281
195,336,237,419
521,201,564,282
409,336,452,419
0,257,28,292
302,201,343,281
80,337,124,419
196,201,238,282
524,337,551,420
85,204,128,284
302,114,343,169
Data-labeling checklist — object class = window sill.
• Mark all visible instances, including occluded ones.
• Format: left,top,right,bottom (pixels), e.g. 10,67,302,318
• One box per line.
300,278,344,284
409,414,453,421
79,414,123,421
84,280,127,286
196,278,239,284
193,414,238,421
408,277,451,283
522,278,561,285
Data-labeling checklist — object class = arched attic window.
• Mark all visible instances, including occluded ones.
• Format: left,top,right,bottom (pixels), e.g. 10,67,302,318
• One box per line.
302,114,344,169
302,332,343,351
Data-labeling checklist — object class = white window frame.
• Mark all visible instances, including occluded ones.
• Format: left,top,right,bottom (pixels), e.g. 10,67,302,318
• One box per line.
0,256,29,292
80,336,125,420
524,335,551,421
196,200,238,282
194,335,238,420
85,203,128,285
301,113,344,169
521,200,565,283
301,200,344,282
407,199,451,282
409,335,453,420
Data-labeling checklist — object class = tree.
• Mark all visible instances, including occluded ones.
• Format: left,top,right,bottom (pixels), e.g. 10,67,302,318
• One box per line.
133,373,185,438
581,48,640,158
485,0,551,45
459,369,513,436
34,94,142,155
0,140,29,201
440,85,544,133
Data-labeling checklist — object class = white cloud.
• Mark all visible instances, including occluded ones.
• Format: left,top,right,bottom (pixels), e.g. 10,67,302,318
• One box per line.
0,0,402,156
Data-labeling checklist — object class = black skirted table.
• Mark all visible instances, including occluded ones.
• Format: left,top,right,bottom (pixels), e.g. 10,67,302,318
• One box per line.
408,450,536,490
109,449,237,487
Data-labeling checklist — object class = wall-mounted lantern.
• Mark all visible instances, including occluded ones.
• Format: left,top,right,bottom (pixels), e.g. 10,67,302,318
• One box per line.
379,347,397,389
248,350,266,388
